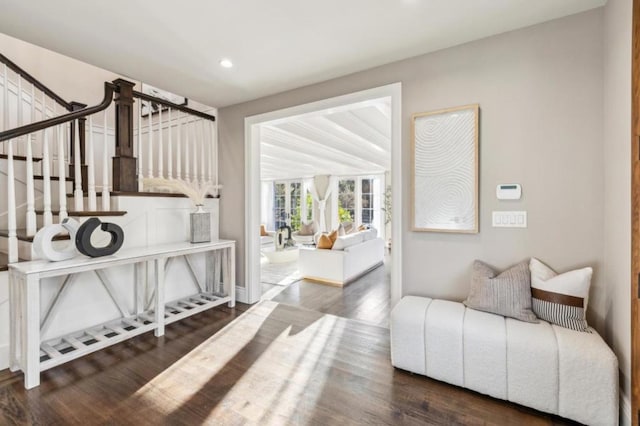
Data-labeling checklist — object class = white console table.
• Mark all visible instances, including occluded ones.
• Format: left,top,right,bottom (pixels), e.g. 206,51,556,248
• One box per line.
9,240,235,389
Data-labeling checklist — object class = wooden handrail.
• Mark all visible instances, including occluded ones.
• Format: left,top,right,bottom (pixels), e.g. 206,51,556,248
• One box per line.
0,82,116,142
133,90,215,122
0,53,73,111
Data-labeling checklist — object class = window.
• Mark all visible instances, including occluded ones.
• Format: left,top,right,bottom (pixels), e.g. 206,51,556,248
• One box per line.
338,179,355,223
337,176,383,229
305,190,313,222
273,182,287,230
361,178,374,225
272,180,303,231
289,182,302,230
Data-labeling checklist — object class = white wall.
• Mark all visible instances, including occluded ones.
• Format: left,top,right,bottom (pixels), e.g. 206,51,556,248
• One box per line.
219,8,633,409
603,0,633,416
220,10,604,298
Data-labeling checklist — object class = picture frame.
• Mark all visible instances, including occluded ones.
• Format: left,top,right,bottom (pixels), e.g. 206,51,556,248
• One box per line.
411,104,479,233
140,83,188,117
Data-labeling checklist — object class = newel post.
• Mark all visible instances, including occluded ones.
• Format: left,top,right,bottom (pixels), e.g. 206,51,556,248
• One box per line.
112,78,138,192
68,101,88,191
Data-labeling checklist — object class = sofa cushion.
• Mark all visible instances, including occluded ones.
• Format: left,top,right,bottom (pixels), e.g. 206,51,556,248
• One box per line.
260,224,268,237
464,260,538,323
530,258,591,332
362,227,378,241
332,232,365,250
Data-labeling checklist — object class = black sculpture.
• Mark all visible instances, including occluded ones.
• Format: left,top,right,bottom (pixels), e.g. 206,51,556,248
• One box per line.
75,217,125,257
277,225,295,249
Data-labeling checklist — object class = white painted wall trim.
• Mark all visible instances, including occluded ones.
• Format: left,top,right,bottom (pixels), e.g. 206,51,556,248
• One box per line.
244,82,402,305
620,390,631,426
235,285,248,304
0,344,8,371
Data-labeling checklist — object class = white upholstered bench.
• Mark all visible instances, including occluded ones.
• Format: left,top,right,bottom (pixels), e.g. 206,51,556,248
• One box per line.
390,296,619,426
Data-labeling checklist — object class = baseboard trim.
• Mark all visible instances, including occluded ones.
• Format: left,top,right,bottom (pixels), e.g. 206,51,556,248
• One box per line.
621,389,631,426
0,343,9,371
235,285,248,304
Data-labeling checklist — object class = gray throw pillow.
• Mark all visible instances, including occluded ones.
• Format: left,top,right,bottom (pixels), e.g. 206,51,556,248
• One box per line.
298,221,316,236
464,260,538,323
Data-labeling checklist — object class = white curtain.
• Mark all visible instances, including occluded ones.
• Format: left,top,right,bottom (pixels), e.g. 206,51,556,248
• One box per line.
309,177,333,232
261,181,275,230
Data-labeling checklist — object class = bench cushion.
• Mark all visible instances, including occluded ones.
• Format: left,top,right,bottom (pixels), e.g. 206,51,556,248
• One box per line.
390,296,618,426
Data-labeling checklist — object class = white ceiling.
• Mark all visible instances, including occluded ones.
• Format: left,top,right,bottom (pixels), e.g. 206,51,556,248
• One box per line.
260,97,391,181
0,0,605,107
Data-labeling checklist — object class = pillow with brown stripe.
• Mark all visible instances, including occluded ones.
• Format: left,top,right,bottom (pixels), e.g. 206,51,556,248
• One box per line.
529,258,592,332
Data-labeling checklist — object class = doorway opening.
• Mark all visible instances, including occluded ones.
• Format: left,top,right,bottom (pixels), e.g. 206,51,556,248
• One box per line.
244,84,402,319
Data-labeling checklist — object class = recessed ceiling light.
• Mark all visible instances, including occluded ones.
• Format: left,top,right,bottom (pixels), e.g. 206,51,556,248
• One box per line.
220,58,233,68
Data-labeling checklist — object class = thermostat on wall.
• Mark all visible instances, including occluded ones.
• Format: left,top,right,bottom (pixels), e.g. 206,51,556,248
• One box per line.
496,184,522,200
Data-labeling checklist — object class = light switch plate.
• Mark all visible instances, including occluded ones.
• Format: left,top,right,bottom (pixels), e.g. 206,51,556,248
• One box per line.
492,211,527,228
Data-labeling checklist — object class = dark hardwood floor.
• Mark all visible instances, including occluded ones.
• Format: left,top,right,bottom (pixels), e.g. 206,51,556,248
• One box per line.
268,258,391,327
0,256,578,425
0,301,576,425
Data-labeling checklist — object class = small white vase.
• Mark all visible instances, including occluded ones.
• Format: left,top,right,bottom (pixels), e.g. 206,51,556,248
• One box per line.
190,205,211,243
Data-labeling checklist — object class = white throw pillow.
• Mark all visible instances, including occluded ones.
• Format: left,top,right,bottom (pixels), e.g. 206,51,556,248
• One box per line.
332,233,364,250
529,258,592,332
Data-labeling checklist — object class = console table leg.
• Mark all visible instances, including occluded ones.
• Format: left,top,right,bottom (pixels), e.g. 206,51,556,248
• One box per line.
154,259,165,337
24,274,41,389
9,271,20,372
229,246,235,308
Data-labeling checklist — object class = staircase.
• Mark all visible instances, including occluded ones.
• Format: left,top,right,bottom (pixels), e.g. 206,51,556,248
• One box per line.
0,53,219,270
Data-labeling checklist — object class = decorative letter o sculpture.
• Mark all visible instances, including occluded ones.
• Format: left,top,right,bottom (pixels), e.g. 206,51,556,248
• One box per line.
75,217,125,257
32,218,81,262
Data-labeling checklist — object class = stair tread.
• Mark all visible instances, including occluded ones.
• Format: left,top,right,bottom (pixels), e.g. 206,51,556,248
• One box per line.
0,252,27,272
33,175,73,182
0,228,69,242
0,153,43,162
0,252,8,272
35,210,127,217
66,191,218,199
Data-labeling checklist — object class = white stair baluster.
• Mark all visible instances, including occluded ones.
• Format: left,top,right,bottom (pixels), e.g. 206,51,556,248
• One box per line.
51,103,57,178
167,107,172,179
25,84,36,236
176,113,182,180
192,119,198,183
57,125,68,221
207,120,213,184
158,106,163,178
137,98,143,191
17,76,22,144
148,101,154,179
184,117,190,181
73,119,83,211
102,110,110,211
199,119,205,184
87,115,96,210
2,64,7,131
41,94,53,227
7,138,18,263
212,120,218,195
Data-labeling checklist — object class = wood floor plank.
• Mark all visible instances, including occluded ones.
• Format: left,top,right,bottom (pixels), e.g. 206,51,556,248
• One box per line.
0,297,577,425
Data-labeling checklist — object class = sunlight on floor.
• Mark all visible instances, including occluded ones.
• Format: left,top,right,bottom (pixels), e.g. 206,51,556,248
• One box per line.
132,301,346,423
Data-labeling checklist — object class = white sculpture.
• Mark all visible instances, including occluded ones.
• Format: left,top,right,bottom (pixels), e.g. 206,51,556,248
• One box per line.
32,218,81,262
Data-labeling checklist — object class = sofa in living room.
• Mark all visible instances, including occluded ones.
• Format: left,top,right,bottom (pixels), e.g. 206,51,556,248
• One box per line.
298,226,384,286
